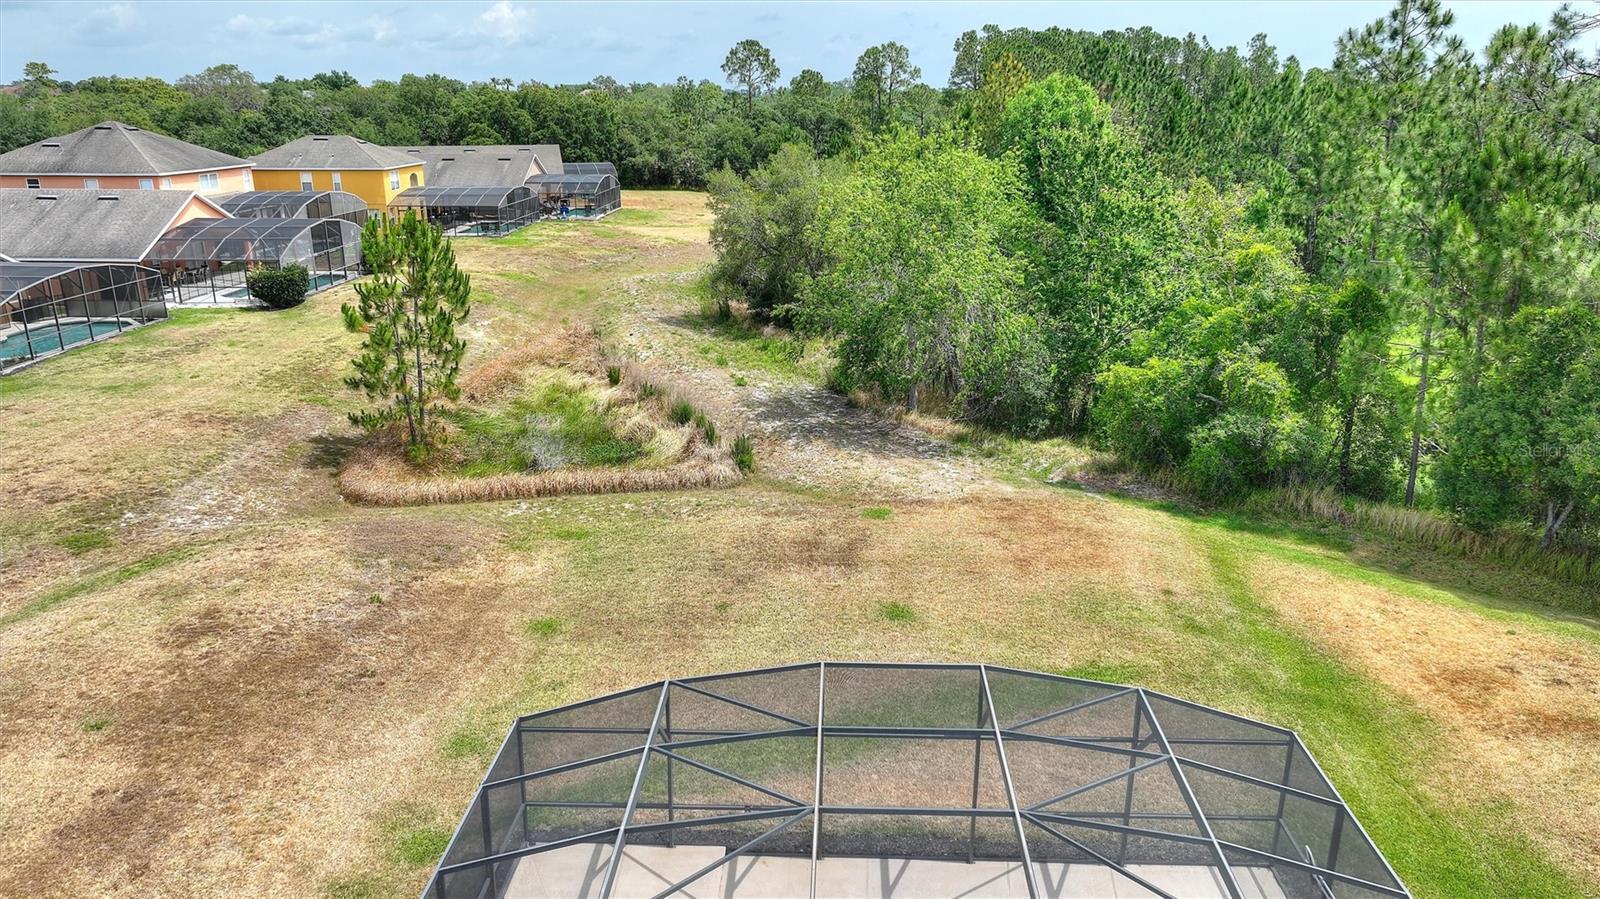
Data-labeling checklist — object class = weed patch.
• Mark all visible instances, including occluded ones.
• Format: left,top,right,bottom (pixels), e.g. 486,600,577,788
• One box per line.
877,601,917,623
861,507,892,520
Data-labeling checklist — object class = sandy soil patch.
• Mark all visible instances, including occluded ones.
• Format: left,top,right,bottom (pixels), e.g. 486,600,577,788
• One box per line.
1245,560,1600,888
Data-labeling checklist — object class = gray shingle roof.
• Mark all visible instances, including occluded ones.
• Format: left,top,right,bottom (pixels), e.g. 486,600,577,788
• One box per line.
0,121,250,176
249,135,422,170
388,144,564,186
0,189,224,262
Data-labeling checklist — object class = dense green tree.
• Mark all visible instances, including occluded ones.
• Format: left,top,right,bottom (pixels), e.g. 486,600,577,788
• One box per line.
707,143,842,322
1437,303,1600,546
802,131,1050,426
722,39,780,116
343,213,473,456
851,42,920,129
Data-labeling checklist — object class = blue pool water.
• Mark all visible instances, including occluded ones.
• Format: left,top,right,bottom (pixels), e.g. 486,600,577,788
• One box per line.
0,320,128,362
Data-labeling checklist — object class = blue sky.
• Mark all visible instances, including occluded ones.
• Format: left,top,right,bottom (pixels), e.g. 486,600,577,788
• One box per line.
0,1,1582,86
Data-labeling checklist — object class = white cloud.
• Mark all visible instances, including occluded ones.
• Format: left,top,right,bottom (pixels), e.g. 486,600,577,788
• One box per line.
223,13,342,49
478,0,534,42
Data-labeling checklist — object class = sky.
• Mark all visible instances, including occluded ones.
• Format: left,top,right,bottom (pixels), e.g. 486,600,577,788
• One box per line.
0,1,1585,87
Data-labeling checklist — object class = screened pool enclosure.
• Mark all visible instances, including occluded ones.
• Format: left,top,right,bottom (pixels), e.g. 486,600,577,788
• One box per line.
529,173,622,219
146,217,364,304
1,262,167,371
391,186,539,235
563,162,619,178
423,662,1410,899
217,190,371,226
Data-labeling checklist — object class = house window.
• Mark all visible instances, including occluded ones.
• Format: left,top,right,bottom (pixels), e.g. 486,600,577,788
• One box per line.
389,170,400,190
243,170,253,189
199,172,220,191
162,177,172,189
332,172,342,191
409,172,419,187
83,178,99,190
25,178,40,189
300,172,314,190
139,178,154,190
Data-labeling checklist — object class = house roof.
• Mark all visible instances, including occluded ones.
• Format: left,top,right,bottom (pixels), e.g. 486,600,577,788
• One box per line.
388,144,564,186
0,121,250,176
0,189,228,262
249,135,422,171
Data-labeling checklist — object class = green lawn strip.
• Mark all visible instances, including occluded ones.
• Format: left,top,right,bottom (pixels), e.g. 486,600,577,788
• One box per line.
0,546,194,631
444,378,644,476
1190,528,1583,899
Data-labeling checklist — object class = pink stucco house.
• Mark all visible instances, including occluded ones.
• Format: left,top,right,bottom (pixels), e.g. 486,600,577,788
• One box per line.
0,121,254,195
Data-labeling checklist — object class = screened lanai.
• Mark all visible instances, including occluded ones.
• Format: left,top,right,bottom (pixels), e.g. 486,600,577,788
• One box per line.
529,173,622,219
0,261,167,372
423,662,1410,899
391,185,538,235
563,162,619,178
146,217,364,304
218,190,371,226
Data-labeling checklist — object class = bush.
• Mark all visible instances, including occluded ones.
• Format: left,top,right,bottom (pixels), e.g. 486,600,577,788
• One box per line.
246,264,310,309
732,434,755,473
668,400,696,425
605,365,622,386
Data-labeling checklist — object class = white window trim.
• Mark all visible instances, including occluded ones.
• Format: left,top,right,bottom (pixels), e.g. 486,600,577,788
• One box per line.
25,178,40,189
139,178,154,190
199,172,221,191
389,170,400,190
83,178,99,189
300,171,314,190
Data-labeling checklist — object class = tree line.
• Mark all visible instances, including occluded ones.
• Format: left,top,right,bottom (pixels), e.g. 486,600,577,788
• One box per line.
0,39,939,188
2,2,1595,552
706,1,1600,555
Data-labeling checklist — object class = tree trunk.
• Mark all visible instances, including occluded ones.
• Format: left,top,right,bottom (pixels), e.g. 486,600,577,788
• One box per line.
412,290,426,447
907,382,920,414
1336,396,1358,492
1542,498,1575,550
1404,314,1434,507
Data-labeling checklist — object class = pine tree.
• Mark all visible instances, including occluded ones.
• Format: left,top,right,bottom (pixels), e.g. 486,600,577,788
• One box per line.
342,212,472,457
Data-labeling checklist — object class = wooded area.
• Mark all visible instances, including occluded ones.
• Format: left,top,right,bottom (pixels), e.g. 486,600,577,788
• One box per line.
3,0,1595,556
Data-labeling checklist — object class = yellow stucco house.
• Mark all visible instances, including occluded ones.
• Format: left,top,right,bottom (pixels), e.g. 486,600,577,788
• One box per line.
248,135,423,215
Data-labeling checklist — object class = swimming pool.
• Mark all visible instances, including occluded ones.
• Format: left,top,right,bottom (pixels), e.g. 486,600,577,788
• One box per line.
0,319,130,363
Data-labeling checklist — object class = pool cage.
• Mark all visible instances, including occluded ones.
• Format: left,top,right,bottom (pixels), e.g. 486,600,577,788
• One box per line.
390,186,538,236
423,662,1410,899
217,190,371,226
1,262,167,372
563,162,619,178
145,217,365,305
528,173,622,219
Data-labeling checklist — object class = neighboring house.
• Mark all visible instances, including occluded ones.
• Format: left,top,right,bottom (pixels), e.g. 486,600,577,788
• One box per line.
390,144,563,187
0,188,228,263
248,135,425,215
0,121,254,194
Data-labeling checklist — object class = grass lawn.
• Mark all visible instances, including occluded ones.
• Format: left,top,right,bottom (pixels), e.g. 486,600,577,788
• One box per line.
0,191,1594,899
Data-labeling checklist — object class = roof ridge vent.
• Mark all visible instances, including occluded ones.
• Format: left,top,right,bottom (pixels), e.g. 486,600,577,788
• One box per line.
35,194,58,200
93,125,114,130
97,195,119,201
41,141,60,148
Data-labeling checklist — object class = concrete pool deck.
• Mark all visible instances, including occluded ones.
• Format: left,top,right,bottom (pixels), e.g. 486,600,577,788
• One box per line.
500,842,1291,898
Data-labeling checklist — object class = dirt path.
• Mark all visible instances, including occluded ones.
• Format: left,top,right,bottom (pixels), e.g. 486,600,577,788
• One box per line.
614,271,1002,499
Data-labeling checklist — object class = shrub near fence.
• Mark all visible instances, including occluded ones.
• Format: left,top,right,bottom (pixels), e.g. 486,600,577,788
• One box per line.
246,264,310,309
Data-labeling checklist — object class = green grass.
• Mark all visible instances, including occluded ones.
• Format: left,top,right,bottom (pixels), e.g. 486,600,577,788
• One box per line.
80,715,112,733
877,600,917,623
526,616,564,638
0,547,193,631
1052,661,1147,685
1178,526,1585,899
391,825,451,868
861,506,893,520
444,378,643,476
441,724,496,761
55,530,112,554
